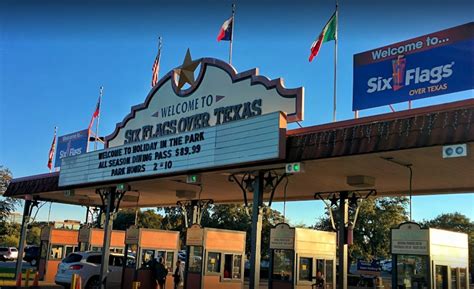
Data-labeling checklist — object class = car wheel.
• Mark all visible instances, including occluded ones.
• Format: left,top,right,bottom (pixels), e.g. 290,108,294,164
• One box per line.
86,276,101,289
30,259,37,266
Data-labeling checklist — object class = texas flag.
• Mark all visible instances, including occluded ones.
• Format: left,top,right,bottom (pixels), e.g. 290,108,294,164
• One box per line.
217,17,233,42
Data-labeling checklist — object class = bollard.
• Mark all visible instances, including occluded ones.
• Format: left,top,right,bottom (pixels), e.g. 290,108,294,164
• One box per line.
71,273,78,289
132,281,141,289
16,272,22,287
75,274,82,289
33,271,40,286
25,269,31,287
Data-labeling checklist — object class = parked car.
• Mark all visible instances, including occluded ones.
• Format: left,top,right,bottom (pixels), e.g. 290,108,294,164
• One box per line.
0,247,18,261
55,251,132,289
23,245,40,266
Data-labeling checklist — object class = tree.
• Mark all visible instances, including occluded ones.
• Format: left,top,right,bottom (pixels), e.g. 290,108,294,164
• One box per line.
0,166,16,222
421,212,473,278
113,208,164,230
315,197,409,260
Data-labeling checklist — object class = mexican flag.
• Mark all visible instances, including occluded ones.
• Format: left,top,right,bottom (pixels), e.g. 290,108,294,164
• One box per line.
309,11,337,62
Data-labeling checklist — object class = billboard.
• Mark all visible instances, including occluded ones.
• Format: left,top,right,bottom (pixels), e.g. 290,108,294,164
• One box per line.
353,22,473,110
54,129,89,168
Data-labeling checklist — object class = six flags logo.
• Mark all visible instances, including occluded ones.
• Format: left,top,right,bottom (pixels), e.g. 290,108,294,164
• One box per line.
366,56,455,93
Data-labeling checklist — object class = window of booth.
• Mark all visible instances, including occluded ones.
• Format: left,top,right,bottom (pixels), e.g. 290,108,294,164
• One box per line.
64,245,74,257
325,259,334,289
111,247,124,254
451,268,458,289
272,249,293,281
91,246,102,252
188,246,203,273
79,243,88,252
141,249,155,268
299,257,312,281
223,254,242,279
435,265,448,289
459,268,467,289
126,245,138,268
165,251,174,272
50,245,63,260
396,255,429,289
206,252,221,273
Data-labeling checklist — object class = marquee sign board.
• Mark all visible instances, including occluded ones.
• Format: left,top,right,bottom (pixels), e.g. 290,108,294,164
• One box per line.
58,56,301,187
105,57,303,148
58,111,286,187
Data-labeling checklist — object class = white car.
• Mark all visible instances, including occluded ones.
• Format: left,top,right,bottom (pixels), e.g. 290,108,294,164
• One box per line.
55,251,128,289
0,247,18,261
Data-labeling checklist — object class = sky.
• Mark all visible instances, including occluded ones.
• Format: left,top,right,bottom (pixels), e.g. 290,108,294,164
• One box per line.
0,0,473,225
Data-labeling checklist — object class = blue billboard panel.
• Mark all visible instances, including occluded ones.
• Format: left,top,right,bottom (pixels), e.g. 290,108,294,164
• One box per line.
353,22,473,110
54,129,89,168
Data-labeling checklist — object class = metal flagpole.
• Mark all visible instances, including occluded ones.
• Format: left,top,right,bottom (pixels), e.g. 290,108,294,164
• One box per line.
229,3,235,65
50,126,57,173
158,36,162,78
94,86,103,151
333,1,338,122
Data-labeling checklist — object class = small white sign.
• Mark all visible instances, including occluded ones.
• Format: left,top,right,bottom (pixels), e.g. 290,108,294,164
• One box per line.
392,240,428,255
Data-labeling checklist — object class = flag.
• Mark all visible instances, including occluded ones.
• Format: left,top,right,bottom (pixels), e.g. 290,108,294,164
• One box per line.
151,49,161,87
47,129,56,171
217,16,233,42
88,96,101,130
309,11,337,62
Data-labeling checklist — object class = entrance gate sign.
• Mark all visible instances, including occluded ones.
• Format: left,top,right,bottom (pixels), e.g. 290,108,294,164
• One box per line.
58,112,286,186
54,129,89,168
58,57,302,187
353,22,473,110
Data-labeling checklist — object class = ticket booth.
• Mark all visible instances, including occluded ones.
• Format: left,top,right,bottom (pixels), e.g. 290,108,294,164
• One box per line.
121,227,180,289
391,222,470,289
78,227,126,253
268,223,337,289
185,224,246,289
38,225,79,282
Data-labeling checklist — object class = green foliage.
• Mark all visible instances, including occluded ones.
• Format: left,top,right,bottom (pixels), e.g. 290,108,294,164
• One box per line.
113,209,164,230
315,197,409,260
27,226,42,245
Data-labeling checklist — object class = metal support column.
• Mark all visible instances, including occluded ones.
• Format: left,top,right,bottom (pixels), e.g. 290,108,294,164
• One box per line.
249,171,264,289
337,191,349,289
15,198,34,281
99,188,117,289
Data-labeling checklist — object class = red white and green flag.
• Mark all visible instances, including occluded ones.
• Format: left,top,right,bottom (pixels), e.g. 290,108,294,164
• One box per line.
309,11,337,62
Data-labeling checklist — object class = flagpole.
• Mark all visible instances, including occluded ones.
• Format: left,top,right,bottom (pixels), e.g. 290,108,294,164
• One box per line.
94,86,103,151
333,1,338,122
229,3,235,65
158,36,163,79
50,126,57,173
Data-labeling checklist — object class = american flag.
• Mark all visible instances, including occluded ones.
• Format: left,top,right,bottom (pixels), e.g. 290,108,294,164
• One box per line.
47,128,57,171
88,96,101,130
151,49,161,87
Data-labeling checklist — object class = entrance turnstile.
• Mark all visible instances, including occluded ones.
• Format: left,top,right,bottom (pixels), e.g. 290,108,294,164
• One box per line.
38,226,79,282
185,224,246,289
269,223,336,289
391,221,469,289
122,227,180,289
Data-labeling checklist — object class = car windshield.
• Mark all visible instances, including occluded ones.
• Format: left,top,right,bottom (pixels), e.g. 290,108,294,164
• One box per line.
11,248,17,252
0,248,8,252
63,253,83,263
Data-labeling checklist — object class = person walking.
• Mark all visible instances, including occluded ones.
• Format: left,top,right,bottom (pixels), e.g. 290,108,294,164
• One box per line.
153,257,168,289
172,260,184,289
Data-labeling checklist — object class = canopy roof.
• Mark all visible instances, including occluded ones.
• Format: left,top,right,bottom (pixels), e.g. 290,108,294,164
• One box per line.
5,99,474,207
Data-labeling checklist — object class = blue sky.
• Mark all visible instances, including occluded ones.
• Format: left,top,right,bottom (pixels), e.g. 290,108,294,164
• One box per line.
0,0,473,225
